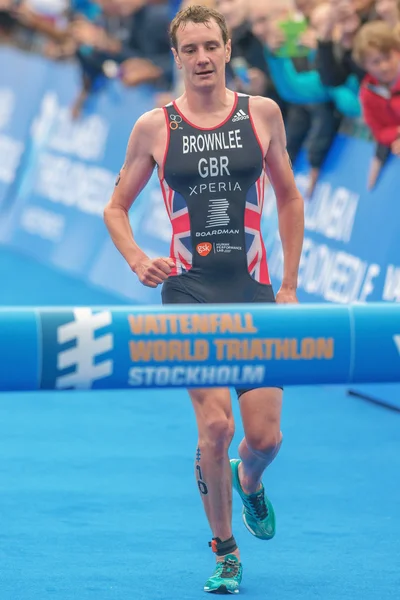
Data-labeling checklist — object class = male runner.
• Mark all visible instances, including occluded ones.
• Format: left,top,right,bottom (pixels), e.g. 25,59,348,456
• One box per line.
104,4,304,594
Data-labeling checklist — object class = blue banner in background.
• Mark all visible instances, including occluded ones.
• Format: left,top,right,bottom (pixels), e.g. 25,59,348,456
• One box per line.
88,170,168,303
0,59,109,275
267,135,400,304
0,48,50,213
0,51,156,287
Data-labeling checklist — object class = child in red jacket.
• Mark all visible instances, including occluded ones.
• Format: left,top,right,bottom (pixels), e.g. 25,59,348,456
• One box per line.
353,20,400,187
354,20,400,154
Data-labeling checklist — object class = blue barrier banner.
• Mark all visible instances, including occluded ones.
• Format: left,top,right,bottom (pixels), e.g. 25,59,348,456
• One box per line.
0,310,39,391
268,135,400,304
0,303,399,392
2,304,349,390
0,48,50,213
352,304,400,382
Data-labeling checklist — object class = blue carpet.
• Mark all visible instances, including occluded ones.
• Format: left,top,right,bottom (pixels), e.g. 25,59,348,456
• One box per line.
349,384,400,411
0,385,399,600
0,247,128,306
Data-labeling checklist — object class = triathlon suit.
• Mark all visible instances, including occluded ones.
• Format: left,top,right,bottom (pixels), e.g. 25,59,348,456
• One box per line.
159,93,279,395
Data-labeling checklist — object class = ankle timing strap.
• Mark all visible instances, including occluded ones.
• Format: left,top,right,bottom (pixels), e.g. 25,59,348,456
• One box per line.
208,536,238,557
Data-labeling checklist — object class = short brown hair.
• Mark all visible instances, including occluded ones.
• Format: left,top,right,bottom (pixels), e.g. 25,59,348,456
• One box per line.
169,5,229,50
353,21,400,66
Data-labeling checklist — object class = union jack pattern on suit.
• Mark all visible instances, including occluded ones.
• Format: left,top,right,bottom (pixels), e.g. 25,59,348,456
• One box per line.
244,170,271,284
159,178,192,275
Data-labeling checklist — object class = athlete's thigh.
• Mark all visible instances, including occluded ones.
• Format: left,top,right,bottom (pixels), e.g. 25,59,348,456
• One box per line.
238,387,283,441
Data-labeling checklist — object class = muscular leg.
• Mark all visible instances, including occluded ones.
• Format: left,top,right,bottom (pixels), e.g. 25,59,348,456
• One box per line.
238,388,283,494
189,387,238,559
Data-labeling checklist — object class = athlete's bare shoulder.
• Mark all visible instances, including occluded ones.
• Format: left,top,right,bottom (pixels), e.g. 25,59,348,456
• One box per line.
249,95,283,123
124,107,167,166
131,107,165,139
246,96,284,156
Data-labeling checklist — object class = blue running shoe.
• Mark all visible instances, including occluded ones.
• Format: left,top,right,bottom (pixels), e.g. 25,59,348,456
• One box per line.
204,554,242,594
231,459,276,540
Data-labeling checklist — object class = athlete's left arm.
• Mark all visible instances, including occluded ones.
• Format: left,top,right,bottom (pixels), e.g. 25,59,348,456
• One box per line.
262,99,305,302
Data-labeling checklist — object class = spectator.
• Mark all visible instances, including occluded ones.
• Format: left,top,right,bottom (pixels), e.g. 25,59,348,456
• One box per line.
0,0,71,52
249,2,361,115
122,0,173,87
295,0,324,19
259,3,361,115
353,20,400,157
0,1,18,44
215,0,285,109
249,0,346,198
70,0,173,118
315,0,394,189
375,0,400,29
315,0,376,88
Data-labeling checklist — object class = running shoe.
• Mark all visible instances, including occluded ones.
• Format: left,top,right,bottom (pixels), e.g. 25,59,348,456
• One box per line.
230,459,276,540
204,554,242,594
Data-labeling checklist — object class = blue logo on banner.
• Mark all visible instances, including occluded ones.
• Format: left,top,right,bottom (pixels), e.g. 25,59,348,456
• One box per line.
39,308,115,390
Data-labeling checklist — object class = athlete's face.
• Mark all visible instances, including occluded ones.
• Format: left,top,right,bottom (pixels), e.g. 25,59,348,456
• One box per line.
173,20,231,90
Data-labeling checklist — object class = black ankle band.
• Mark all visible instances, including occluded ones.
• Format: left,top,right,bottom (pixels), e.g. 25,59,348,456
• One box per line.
208,535,238,556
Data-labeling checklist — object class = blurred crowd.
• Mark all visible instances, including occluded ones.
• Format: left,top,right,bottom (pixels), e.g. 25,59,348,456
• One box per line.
1,0,400,194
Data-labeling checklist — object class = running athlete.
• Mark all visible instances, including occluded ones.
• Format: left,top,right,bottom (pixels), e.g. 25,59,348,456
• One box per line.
104,4,304,594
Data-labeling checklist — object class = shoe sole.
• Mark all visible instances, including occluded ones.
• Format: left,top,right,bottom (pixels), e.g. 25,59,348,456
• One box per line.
204,585,239,594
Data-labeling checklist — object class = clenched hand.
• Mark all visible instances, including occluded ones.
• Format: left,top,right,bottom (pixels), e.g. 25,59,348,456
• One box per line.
134,257,175,288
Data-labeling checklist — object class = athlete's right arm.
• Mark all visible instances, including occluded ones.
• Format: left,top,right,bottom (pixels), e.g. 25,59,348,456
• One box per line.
103,110,174,288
